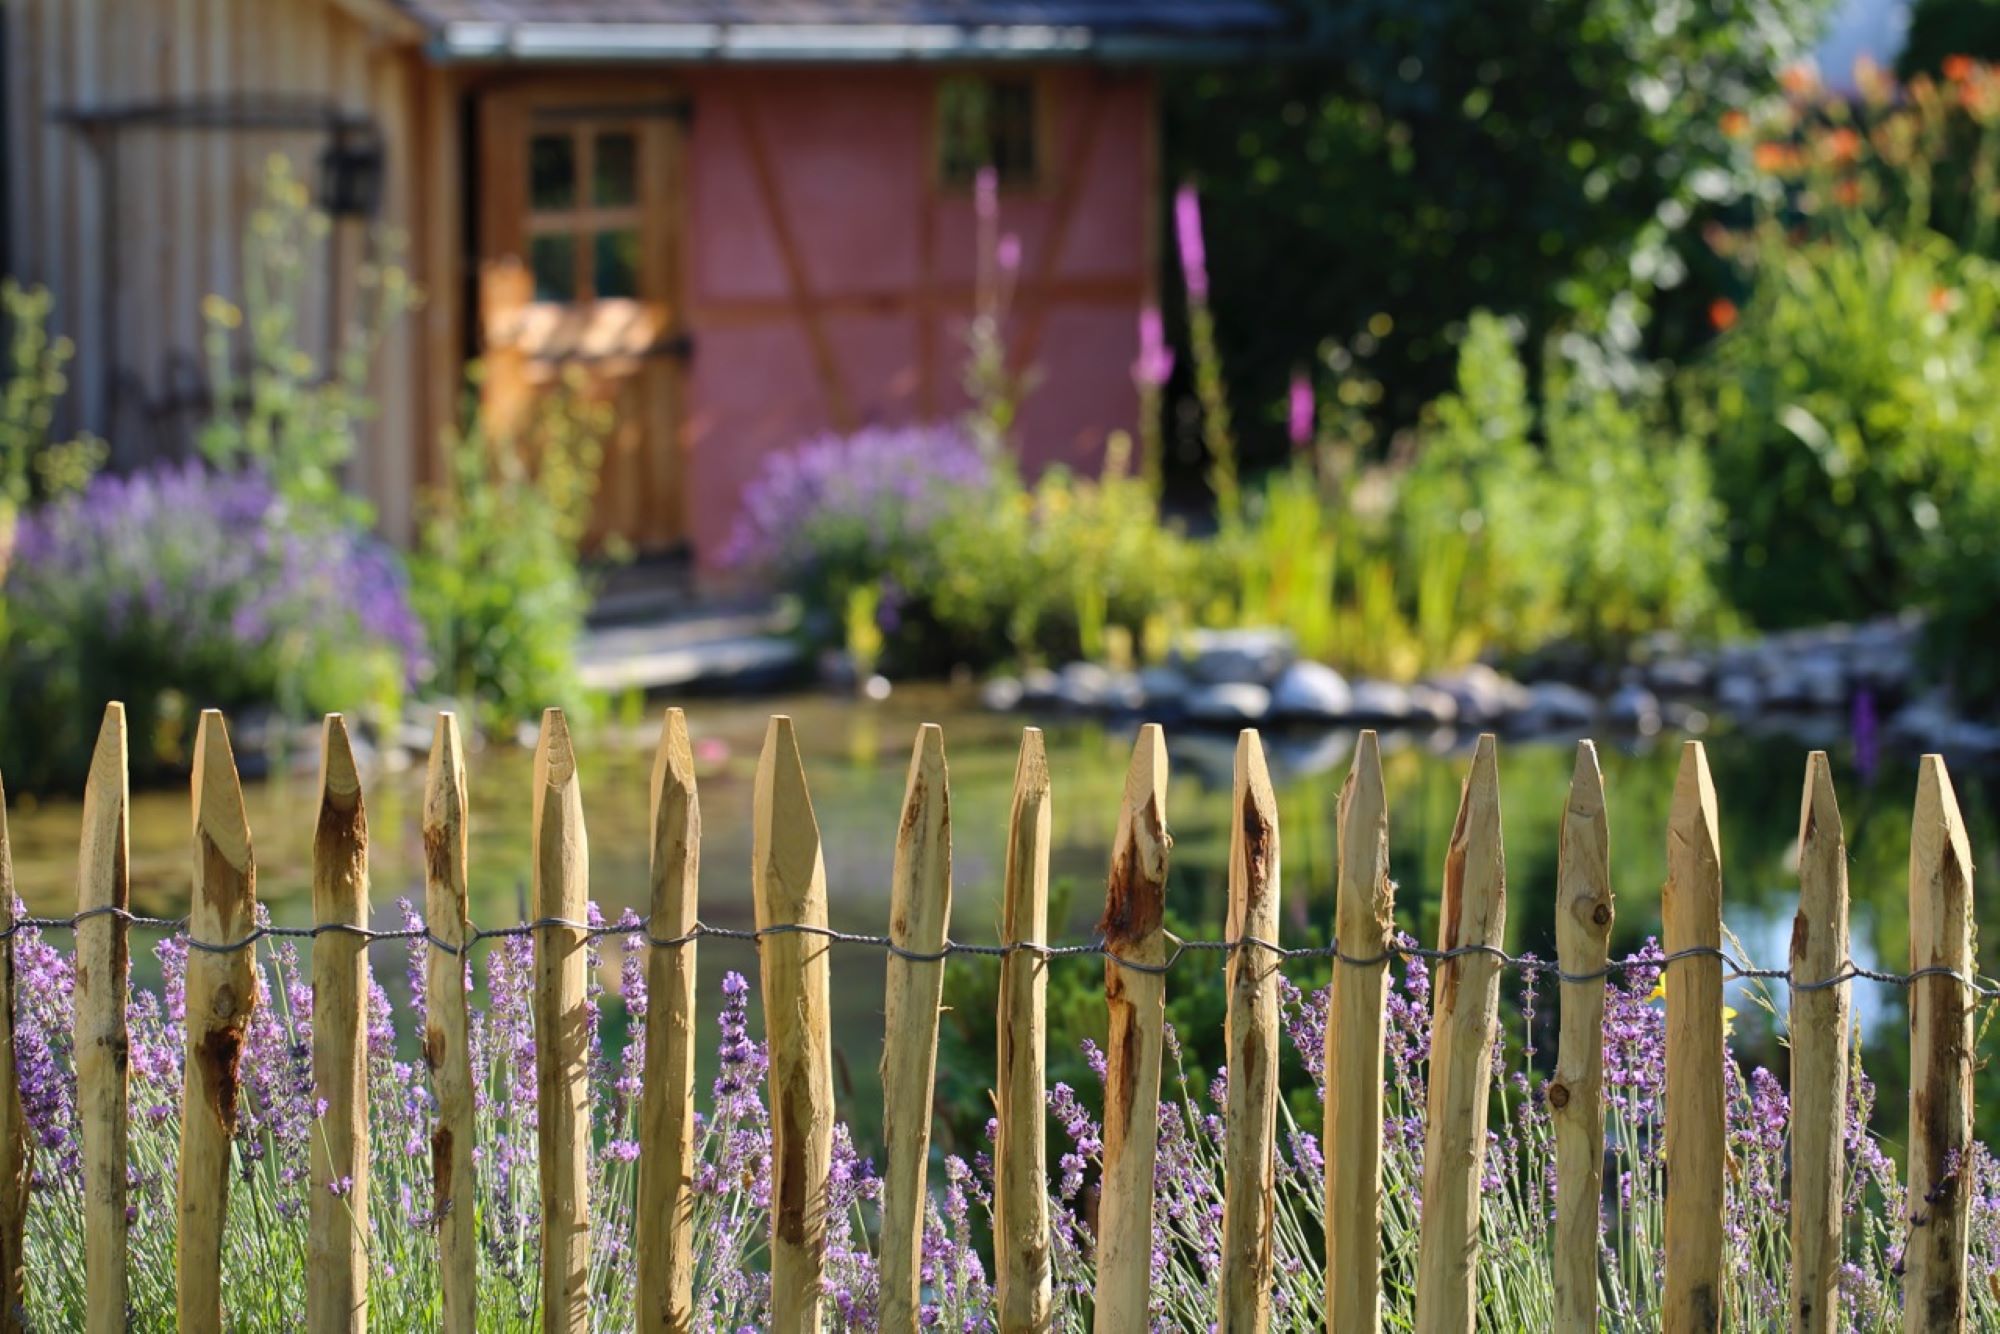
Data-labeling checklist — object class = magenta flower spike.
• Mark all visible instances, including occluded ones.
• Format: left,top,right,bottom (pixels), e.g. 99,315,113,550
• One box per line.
1174,182,1208,302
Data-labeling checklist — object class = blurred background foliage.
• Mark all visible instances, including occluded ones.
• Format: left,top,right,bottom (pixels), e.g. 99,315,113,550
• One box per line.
1161,0,1832,472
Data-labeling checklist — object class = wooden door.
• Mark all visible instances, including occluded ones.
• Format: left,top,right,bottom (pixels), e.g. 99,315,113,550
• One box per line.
478,79,689,552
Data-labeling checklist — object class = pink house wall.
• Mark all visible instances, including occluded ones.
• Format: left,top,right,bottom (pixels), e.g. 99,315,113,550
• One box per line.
679,64,1155,562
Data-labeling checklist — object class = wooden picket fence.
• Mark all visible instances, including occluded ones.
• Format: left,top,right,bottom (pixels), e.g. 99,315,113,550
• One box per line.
0,700,1979,1333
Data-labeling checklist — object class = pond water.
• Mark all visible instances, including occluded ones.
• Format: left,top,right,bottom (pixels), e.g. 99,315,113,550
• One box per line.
5,686,1996,1153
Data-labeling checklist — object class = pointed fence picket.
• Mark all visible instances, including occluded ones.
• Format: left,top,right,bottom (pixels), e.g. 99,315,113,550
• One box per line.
0,705,1982,1331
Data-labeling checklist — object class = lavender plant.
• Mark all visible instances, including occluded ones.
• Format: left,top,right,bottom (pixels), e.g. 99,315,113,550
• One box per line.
13,909,1999,1330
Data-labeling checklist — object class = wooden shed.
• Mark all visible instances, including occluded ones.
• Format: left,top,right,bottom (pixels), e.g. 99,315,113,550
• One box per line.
1,0,1281,558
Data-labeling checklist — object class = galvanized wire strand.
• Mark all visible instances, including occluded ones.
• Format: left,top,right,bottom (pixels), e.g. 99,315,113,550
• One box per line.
3,901,1996,997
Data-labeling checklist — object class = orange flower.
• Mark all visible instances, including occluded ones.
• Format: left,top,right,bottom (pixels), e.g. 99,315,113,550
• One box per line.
1781,63,1820,97
1720,109,1750,139
1834,178,1862,207
1709,298,1739,332
1931,285,1956,313
1753,141,1800,173
1823,127,1861,162
1945,54,1976,82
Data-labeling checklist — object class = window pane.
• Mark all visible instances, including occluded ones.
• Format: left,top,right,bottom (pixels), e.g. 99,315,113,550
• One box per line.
594,228,640,299
530,133,576,212
936,76,1037,189
530,233,576,302
594,131,638,207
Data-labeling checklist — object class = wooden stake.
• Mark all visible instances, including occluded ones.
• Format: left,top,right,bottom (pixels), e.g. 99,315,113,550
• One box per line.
532,709,591,1333
0,773,29,1334
423,714,477,1334
1415,734,1507,1332
752,716,834,1334
996,729,1053,1333
1093,724,1172,1333
309,717,371,1333
1903,755,1975,1333
638,709,701,1332
77,704,129,1334
177,711,258,1334
1663,741,1725,1334
1218,730,1280,1333
1790,753,1847,1334
1551,742,1612,1334
1325,730,1392,1334
879,724,953,1333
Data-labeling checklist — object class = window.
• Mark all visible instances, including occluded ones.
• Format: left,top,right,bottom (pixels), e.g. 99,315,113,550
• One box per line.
937,76,1040,189
525,123,643,303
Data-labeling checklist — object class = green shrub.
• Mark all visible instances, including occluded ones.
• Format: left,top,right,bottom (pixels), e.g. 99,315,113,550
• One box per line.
408,372,608,727
1397,311,1724,659
1702,224,2000,628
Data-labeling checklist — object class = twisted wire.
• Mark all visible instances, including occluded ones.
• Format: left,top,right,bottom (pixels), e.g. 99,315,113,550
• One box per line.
5,903,1994,997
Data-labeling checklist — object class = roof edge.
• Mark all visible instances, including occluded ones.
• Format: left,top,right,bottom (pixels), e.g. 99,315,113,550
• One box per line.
427,19,1282,64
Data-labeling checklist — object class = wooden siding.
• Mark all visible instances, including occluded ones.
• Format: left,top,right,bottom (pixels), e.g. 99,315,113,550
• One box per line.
1,0,432,541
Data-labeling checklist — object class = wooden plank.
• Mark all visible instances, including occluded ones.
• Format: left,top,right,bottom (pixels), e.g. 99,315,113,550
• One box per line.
1663,741,1725,1333
76,704,129,1334
0,774,28,1333
692,276,1146,331
637,708,701,1331
1903,754,1976,1333
415,63,464,496
1217,730,1281,1333
879,725,953,1331
1414,734,1508,1331
422,715,477,1334
309,717,371,1333
1790,753,1848,1334
532,709,591,1332
1091,723,1171,1332
1325,730,1391,1334
3,0,40,284
1551,741,1612,1334
177,711,258,1334
995,728,1053,1332
751,716,835,1334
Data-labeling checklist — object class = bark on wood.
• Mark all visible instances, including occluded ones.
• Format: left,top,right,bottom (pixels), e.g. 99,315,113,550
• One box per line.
1415,734,1508,1332
77,705,128,1334
1903,755,1975,1334
0,772,30,1334
752,716,835,1334
1663,741,1726,1334
309,716,371,1333
638,709,701,1333
177,711,258,1334
423,713,478,1334
996,729,1053,1333
1325,730,1392,1334
879,725,953,1333
1790,753,1848,1334
1217,730,1281,1333
1551,742,1612,1334
533,709,591,1333
1092,724,1172,1333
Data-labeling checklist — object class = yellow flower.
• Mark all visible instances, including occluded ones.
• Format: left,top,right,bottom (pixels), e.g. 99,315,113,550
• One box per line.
1647,973,1739,1035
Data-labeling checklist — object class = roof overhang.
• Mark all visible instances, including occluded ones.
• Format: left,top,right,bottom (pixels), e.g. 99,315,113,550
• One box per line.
427,19,1278,63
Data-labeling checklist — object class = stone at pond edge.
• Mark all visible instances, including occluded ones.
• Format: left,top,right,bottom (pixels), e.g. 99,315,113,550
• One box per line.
1138,666,1192,714
1184,682,1272,725
1270,661,1352,720
1019,667,1062,706
1347,679,1414,722
1607,685,1662,732
1174,628,1296,686
1518,681,1597,729
1424,664,1530,725
980,677,1025,712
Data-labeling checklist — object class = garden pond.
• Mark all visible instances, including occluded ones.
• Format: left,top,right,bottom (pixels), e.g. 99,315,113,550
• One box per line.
3,686,1995,1153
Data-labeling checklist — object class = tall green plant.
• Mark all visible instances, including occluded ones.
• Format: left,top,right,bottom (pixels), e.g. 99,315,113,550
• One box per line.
0,281,102,515
409,369,609,726
198,156,417,521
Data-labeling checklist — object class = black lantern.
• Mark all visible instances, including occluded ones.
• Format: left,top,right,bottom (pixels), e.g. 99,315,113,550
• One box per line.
318,126,385,218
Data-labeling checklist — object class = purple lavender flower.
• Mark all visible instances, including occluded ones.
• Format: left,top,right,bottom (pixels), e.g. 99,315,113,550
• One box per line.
1134,307,1175,389
1174,183,1209,303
